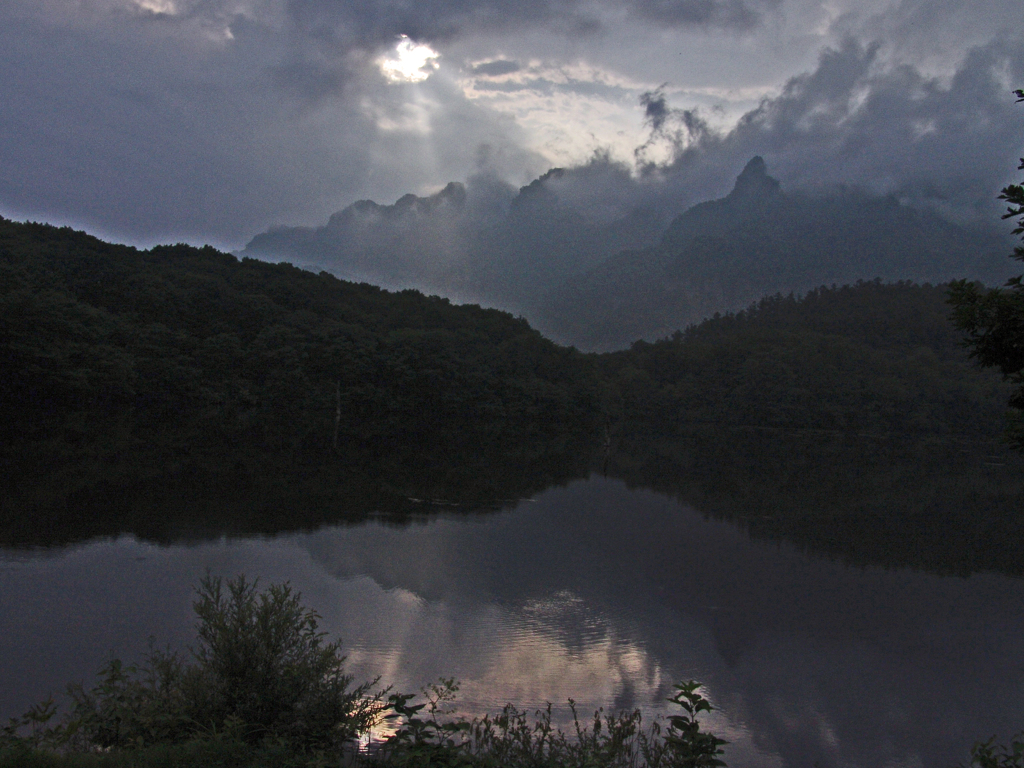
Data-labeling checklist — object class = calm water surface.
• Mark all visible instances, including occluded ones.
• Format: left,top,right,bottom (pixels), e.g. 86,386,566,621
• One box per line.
2,476,1023,767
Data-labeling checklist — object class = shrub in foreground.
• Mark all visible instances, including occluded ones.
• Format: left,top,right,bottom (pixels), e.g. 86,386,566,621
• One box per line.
1,575,384,757
0,576,731,767
960,734,1024,768
366,678,726,768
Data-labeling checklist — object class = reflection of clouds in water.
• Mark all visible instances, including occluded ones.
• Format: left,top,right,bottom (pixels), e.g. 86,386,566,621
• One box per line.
289,477,1024,768
310,568,776,766
5,477,1024,768
464,591,661,712
722,632,944,768
330,578,667,718
520,589,612,654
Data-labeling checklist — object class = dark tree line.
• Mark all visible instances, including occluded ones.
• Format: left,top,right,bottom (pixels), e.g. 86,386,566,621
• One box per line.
604,280,1010,441
0,217,601,534
3,215,1023,572
949,89,1024,448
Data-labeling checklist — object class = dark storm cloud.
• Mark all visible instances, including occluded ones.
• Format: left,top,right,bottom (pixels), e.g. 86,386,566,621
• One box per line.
640,86,672,132
0,0,550,248
0,0,781,249
636,36,1024,220
634,85,714,173
285,0,592,49
628,0,779,29
470,59,521,77
432,32,1024,272
0,6,377,248
4,0,1022,253
267,58,350,102
282,0,773,53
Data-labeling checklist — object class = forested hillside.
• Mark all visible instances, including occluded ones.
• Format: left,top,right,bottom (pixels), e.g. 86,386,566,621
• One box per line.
606,280,1009,438
0,217,600,539
604,280,1024,574
4,218,1023,569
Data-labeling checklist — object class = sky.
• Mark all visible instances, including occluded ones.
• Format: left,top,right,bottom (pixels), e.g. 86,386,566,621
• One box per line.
2,0,1024,251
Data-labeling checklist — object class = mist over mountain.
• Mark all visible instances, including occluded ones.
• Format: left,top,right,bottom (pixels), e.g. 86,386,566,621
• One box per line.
540,158,1017,350
241,161,669,316
244,155,1014,351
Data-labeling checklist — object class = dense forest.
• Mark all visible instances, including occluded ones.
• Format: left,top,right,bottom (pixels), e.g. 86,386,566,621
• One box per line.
606,280,1010,438
2,217,1022,574
0,217,600,542
602,281,1024,574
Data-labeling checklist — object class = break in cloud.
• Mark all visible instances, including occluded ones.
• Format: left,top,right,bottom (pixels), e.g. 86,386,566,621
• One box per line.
0,0,1023,249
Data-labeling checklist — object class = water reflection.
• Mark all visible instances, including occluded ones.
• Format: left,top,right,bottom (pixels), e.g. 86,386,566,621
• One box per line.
2,477,1023,768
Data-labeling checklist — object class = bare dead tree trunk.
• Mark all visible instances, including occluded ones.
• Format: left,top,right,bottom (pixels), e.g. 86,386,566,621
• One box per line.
333,380,342,453
602,421,612,476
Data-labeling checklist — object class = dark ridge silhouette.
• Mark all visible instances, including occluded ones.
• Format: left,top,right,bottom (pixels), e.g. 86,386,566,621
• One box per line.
540,158,1014,350
242,158,1012,351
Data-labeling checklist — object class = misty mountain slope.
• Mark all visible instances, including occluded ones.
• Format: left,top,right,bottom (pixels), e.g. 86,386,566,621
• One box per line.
243,181,474,294
240,168,667,316
538,157,1015,351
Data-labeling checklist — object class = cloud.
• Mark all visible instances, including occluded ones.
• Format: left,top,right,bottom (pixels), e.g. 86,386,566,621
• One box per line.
267,58,350,101
379,35,441,83
0,0,547,248
470,59,522,77
633,35,1024,220
640,87,672,132
0,5,375,248
3,0,1023,253
628,0,780,30
281,0,771,54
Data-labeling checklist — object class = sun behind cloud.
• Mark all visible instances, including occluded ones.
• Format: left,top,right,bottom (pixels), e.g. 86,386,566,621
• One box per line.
380,35,441,84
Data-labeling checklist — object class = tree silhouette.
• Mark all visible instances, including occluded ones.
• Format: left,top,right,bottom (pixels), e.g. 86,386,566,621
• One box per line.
949,89,1024,447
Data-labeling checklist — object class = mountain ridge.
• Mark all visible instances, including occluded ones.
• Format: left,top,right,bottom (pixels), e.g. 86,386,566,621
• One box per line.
538,157,1015,349
241,158,1014,350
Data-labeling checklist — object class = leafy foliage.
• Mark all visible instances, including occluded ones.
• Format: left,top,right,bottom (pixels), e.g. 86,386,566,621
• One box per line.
960,735,1024,768
1,576,385,757
659,683,727,768
184,575,384,750
368,678,726,768
2,580,729,768
949,88,1024,448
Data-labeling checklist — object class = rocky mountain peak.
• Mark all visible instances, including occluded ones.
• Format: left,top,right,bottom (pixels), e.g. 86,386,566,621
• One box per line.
728,156,781,200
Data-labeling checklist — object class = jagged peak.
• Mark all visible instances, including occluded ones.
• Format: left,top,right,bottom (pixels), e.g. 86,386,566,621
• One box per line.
728,156,780,199
516,168,565,198
327,182,466,227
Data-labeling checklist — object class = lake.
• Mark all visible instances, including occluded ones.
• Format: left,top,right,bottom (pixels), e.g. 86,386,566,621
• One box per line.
2,475,1022,768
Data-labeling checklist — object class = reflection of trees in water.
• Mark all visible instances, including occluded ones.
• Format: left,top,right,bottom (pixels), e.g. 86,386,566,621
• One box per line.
7,421,1024,579
0,425,597,548
606,427,1024,577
